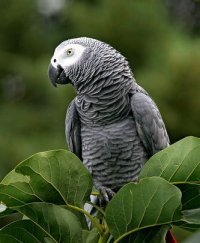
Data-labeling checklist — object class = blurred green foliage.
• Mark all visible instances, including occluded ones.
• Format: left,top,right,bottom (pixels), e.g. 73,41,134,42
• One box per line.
0,0,199,183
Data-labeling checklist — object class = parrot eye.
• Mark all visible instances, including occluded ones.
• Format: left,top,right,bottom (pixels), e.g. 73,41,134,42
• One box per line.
66,48,73,56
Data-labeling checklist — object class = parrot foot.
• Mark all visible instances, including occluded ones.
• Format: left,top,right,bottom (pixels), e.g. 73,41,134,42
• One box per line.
98,186,115,206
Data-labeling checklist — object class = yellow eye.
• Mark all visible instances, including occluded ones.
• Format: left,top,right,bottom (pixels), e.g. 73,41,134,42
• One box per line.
66,48,73,56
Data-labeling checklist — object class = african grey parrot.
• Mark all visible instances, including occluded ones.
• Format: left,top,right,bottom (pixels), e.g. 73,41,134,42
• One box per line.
48,37,169,202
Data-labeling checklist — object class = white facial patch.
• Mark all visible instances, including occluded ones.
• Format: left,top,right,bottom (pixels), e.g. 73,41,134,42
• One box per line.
51,43,86,69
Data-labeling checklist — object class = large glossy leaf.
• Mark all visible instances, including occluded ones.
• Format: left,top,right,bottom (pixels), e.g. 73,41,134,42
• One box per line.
0,150,92,216
139,136,200,184
12,202,82,243
178,184,200,211
175,184,200,231
0,168,41,217
0,219,48,242
105,177,182,242
138,137,200,233
120,225,170,243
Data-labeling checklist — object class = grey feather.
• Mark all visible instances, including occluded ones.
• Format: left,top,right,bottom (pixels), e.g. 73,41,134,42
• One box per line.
130,85,170,156
81,115,148,191
50,37,170,201
65,99,82,160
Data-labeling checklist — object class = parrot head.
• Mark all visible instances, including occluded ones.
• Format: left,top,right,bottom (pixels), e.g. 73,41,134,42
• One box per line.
48,37,131,90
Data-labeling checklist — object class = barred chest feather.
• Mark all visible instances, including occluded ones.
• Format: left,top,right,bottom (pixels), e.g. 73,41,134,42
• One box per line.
74,65,134,125
75,93,131,125
81,115,148,190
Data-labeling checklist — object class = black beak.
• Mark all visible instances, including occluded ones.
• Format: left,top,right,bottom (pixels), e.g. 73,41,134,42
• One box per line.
48,63,70,87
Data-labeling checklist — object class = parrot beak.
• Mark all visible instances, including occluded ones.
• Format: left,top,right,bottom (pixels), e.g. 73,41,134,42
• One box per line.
48,63,71,87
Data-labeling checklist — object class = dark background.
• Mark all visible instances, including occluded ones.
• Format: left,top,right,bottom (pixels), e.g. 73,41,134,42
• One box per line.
0,0,200,241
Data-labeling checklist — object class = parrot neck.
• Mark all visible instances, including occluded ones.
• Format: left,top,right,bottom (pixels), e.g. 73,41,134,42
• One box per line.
73,52,137,124
75,70,135,125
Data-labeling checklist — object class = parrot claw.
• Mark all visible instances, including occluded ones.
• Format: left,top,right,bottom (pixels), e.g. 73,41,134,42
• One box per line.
98,186,115,206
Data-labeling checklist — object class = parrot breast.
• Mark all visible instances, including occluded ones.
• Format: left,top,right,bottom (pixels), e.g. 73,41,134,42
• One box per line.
81,115,148,191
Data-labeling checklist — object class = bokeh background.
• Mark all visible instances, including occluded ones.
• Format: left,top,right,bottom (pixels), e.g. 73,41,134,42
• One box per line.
0,0,199,240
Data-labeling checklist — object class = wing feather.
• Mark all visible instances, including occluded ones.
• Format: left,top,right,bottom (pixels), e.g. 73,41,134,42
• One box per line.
131,85,170,156
65,99,82,159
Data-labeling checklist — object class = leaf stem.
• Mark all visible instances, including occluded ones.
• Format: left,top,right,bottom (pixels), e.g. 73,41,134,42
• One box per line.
67,204,103,234
98,216,111,243
98,232,110,243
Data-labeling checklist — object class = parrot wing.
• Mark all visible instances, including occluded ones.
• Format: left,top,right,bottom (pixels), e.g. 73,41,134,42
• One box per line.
65,98,82,160
130,85,170,156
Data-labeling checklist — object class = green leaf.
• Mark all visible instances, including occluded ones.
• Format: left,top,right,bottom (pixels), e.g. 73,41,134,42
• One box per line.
82,228,100,243
0,168,39,217
1,169,30,184
174,221,200,232
0,150,93,217
119,225,170,243
105,177,182,242
182,208,200,225
0,235,22,243
139,137,200,232
0,209,17,218
0,219,48,242
139,136,200,184
175,184,200,231
178,183,200,211
44,238,55,243
13,202,82,243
